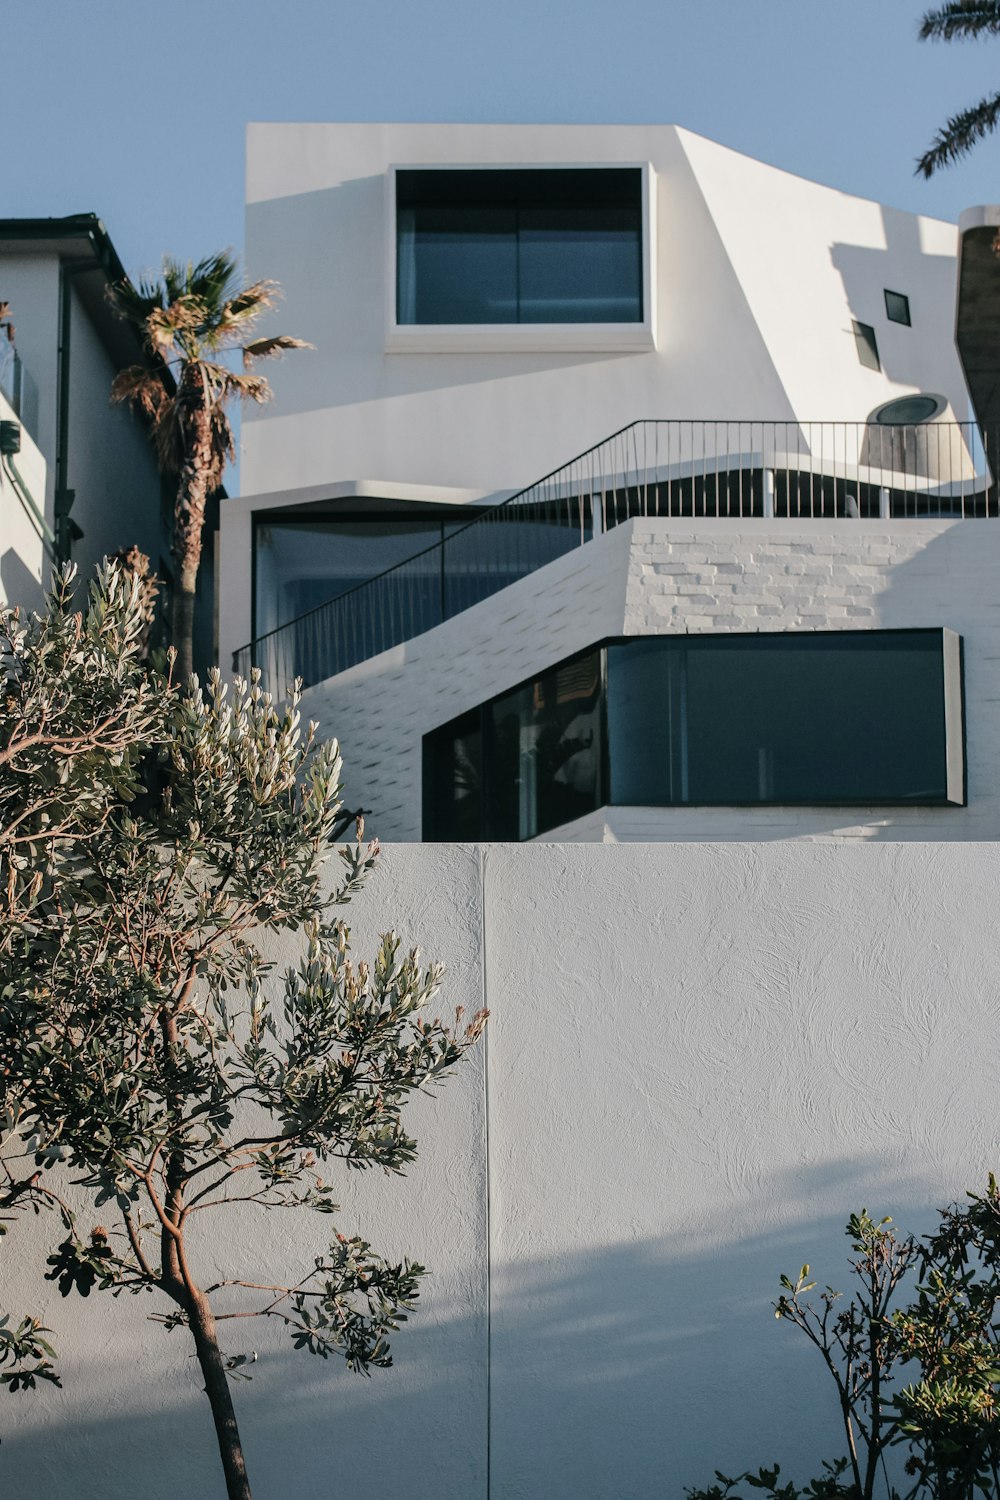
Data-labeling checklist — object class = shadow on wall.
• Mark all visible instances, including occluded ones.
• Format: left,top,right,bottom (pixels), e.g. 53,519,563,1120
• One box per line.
0,1157,967,1500
245,179,634,425
1,545,44,615
829,206,963,403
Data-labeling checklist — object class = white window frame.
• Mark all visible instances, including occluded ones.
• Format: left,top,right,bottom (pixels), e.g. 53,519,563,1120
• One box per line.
384,161,657,354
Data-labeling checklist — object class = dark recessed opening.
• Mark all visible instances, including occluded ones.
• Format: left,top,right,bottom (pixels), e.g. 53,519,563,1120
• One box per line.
396,167,644,326
884,289,912,326
853,320,881,371
423,629,965,841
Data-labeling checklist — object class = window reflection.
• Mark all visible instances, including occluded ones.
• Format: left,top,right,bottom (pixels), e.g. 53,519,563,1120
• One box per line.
423,631,962,841
396,168,643,326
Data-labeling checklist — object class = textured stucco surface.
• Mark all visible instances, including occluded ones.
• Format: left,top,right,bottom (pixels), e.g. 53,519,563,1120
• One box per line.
3,842,1000,1498
303,516,1000,843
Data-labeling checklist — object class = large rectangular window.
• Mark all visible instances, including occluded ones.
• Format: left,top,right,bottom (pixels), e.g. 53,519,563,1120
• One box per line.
423,631,964,840
607,631,963,807
396,168,643,326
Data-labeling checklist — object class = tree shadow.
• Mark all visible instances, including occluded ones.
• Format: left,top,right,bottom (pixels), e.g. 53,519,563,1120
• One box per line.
0,1156,970,1500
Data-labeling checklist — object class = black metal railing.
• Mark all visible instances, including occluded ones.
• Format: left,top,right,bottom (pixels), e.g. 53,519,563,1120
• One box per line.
235,419,996,696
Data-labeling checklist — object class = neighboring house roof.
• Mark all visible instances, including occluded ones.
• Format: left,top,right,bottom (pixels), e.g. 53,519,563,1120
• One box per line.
0,213,157,373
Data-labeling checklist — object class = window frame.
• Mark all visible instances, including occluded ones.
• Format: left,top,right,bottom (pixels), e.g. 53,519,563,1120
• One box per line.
421,629,966,840
385,162,657,354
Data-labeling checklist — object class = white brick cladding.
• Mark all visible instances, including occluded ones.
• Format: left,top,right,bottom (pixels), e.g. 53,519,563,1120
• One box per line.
302,517,1000,842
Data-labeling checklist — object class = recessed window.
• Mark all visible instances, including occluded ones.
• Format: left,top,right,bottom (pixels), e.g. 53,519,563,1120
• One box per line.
423,630,964,840
884,289,912,326
396,168,643,326
872,393,944,425
853,320,881,371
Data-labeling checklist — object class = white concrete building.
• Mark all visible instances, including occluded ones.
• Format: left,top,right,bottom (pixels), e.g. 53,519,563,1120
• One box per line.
10,129,1000,1500
0,217,219,666
0,217,166,607
223,123,996,847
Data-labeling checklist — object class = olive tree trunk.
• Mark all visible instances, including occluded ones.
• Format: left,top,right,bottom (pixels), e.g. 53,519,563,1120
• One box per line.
188,1291,253,1500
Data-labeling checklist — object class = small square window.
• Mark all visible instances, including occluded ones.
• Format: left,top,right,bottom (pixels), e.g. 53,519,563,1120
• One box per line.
852,319,881,371
884,289,911,326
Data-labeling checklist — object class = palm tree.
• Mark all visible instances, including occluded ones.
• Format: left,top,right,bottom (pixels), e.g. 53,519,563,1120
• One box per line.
917,1,1000,176
108,252,309,679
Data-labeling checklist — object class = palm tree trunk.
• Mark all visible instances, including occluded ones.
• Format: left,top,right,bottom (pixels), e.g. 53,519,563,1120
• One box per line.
171,566,198,683
187,1290,253,1500
170,401,213,681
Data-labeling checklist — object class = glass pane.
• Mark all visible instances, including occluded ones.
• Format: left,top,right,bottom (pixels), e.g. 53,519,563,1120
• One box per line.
607,632,953,807
519,206,641,323
607,640,683,804
684,634,947,804
441,510,586,617
485,650,602,839
396,167,643,326
253,518,444,638
404,204,517,324
424,712,482,840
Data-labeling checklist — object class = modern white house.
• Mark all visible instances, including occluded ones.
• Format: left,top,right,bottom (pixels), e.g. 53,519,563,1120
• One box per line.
220,122,999,848
8,129,1000,1500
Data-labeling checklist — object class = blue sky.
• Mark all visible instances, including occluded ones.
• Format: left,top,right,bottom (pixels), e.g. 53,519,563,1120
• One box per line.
8,0,1000,282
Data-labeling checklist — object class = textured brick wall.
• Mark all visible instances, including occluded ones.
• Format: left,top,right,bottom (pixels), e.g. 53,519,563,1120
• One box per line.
303,517,1000,842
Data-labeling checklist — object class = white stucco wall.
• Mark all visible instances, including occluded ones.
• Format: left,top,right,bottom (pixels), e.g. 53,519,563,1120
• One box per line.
2,841,999,1499
301,516,1000,843
0,250,165,586
0,386,47,611
241,122,969,503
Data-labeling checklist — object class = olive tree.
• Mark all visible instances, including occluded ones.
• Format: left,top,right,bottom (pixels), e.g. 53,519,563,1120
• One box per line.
0,567,485,1499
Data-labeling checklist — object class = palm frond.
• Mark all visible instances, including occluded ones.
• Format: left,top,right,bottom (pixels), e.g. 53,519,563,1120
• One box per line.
222,370,273,405
207,405,236,480
242,335,314,366
106,279,166,329
109,366,170,422
192,361,274,406
162,250,241,311
920,0,1000,40
917,89,1000,174
144,299,210,356
224,279,279,322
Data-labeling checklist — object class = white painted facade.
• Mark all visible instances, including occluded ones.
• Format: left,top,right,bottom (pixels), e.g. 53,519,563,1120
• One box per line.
221,123,973,670
3,842,1000,1498
0,229,165,600
0,385,48,612
299,515,998,843
240,122,969,499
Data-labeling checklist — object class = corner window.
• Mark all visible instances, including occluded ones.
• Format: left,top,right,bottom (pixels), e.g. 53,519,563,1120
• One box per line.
396,168,643,326
423,630,964,841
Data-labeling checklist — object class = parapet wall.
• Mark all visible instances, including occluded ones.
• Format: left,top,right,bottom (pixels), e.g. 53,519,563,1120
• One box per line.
3,841,999,1498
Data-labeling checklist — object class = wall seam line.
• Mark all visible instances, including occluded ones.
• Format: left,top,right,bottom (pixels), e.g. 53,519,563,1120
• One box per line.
481,843,492,1500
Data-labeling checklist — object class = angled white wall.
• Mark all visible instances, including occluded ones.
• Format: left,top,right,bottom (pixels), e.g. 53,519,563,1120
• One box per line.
241,122,970,501
301,516,1000,844
0,386,47,611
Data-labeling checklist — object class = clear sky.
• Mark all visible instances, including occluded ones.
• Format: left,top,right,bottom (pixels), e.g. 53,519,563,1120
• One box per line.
7,0,1000,284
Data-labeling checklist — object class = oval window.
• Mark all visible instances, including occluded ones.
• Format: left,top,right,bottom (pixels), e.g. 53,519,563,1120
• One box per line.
872,394,945,425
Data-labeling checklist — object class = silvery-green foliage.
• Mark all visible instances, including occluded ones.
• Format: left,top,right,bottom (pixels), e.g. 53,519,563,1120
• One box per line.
0,561,484,1465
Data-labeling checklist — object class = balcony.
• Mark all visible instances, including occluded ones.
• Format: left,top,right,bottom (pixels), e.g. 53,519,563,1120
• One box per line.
235,419,996,697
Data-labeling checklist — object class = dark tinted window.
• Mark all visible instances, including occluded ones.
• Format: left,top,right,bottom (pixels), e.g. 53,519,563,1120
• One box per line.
425,649,603,840
608,632,956,806
397,168,643,325
424,631,962,840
